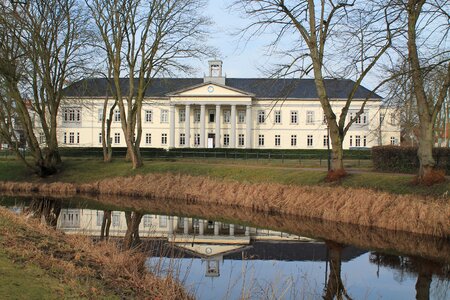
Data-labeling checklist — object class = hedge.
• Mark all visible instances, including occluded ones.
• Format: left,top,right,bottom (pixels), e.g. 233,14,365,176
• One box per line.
372,146,450,174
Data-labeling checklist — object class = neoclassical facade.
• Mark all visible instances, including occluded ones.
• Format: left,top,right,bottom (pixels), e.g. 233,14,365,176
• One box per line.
56,60,400,150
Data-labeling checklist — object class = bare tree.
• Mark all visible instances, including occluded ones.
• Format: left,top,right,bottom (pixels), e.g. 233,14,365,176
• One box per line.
404,0,450,181
233,0,400,176
86,0,212,169
0,0,91,176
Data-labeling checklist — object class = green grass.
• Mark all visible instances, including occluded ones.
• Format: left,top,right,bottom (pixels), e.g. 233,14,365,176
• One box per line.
0,157,448,197
0,252,85,300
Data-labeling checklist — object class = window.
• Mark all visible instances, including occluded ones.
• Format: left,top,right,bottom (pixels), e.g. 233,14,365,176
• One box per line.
160,110,168,123
275,111,281,124
291,135,297,146
179,133,185,146
390,113,396,125
291,111,298,124
39,132,45,144
194,110,201,123
98,109,103,122
114,110,121,122
69,132,75,144
355,135,361,147
114,133,120,144
258,134,264,146
143,215,152,228
159,216,167,228
161,133,167,145
390,136,397,145
351,112,368,125
209,110,215,123
145,133,151,145
322,114,328,125
363,135,367,147
62,107,81,123
323,135,329,147
77,133,80,144
380,113,385,124
98,132,102,144
238,111,245,123
306,111,314,124
145,110,153,122
258,110,265,124
194,134,200,146
350,135,353,147
179,109,185,123
238,134,245,146
307,135,313,147
223,110,231,123
112,212,120,227
223,134,229,146
63,132,67,144
96,211,104,227
275,135,281,146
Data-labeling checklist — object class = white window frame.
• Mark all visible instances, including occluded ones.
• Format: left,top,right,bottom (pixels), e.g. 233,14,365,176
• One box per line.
114,110,121,122
355,135,361,147
258,110,265,124
194,134,200,146
275,135,281,146
258,134,264,146
160,110,168,123
98,108,103,122
114,133,120,144
179,109,186,123
145,110,153,123
223,110,231,124
290,111,298,124
307,135,313,147
98,132,102,144
274,111,281,124
238,111,245,123
323,135,329,147
223,134,230,146
194,109,201,123
238,134,245,146
161,133,168,145
179,133,186,146
306,111,315,124
291,135,297,146
145,133,151,145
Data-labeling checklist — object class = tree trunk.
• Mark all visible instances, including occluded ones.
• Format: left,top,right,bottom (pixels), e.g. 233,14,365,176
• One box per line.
123,211,143,249
417,121,435,179
100,210,111,240
415,271,432,300
324,241,351,300
36,147,61,177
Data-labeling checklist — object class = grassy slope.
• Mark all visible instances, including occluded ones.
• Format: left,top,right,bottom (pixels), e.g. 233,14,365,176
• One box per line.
0,157,448,197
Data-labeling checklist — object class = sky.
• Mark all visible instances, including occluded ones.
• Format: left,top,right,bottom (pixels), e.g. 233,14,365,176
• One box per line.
191,0,270,78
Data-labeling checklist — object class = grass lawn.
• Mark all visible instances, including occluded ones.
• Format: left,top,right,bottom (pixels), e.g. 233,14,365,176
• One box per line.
0,157,448,197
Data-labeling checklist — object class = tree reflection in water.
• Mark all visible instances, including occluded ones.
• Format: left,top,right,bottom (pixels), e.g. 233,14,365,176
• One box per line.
26,197,61,228
323,241,352,300
124,211,143,250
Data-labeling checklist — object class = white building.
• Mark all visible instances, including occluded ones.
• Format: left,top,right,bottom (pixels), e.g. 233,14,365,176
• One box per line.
55,60,400,150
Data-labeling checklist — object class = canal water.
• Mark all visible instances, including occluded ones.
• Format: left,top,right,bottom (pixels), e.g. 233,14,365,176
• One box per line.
1,195,449,300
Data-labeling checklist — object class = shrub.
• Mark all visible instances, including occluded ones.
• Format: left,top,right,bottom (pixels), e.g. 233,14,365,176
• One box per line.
372,146,450,174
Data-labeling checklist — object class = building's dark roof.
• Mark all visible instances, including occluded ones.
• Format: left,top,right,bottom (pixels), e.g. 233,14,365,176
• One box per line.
63,78,382,99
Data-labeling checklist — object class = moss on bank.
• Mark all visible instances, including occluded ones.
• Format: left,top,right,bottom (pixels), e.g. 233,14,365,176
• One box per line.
0,158,448,197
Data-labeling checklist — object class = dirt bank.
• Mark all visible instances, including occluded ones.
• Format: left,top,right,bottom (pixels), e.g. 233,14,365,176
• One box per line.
1,173,449,238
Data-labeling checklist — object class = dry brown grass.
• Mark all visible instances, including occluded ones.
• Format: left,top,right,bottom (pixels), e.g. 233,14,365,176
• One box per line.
0,206,191,299
413,169,447,186
1,172,449,238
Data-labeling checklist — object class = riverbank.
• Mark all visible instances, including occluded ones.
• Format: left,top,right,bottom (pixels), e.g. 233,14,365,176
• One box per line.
1,172,449,238
0,207,190,299
1,158,449,196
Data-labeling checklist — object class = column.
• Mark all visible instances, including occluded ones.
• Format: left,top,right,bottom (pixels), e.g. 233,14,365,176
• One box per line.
245,226,250,236
215,105,221,148
200,104,206,148
246,105,252,148
214,221,220,236
185,104,191,148
169,105,175,148
229,224,235,236
199,220,204,236
168,216,174,235
230,105,236,148
184,218,189,235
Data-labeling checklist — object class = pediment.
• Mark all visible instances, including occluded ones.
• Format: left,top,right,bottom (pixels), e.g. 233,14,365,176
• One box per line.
167,82,254,97
174,243,250,257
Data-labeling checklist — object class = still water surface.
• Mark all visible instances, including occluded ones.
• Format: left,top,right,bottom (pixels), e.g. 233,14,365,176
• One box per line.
1,195,449,300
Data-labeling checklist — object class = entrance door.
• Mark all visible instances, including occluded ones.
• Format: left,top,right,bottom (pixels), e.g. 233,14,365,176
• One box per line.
207,133,215,148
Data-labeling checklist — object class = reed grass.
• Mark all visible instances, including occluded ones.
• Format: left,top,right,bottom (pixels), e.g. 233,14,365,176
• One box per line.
0,206,191,299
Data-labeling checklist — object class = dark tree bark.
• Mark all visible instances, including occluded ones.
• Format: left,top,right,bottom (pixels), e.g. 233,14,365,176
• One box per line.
123,211,143,249
100,210,112,240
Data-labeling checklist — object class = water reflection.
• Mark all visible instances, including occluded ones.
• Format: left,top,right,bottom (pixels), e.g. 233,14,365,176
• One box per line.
2,196,449,300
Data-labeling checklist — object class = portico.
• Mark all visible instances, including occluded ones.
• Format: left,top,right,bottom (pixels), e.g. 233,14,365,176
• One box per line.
168,83,253,149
